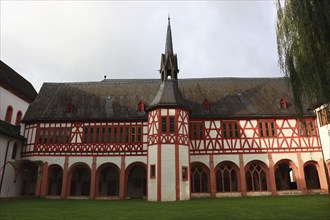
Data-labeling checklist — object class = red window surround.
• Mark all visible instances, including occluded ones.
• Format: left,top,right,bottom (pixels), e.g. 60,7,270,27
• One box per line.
5,105,13,123
15,111,22,125
280,98,287,109
202,99,210,110
150,164,156,179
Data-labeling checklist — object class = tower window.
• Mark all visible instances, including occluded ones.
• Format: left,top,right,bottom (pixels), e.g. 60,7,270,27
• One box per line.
15,111,22,125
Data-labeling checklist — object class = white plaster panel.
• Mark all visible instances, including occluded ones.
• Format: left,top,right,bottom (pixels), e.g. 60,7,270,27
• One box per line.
271,153,298,166
148,145,157,201
205,121,211,129
179,146,190,200
96,157,121,169
318,125,330,160
161,144,175,201
300,152,323,164
0,87,30,124
190,155,210,168
213,154,240,168
243,154,269,167
168,109,175,116
125,156,147,168
161,109,167,116
68,156,92,168
209,130,217,138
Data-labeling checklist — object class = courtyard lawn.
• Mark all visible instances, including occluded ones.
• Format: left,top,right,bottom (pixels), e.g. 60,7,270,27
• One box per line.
0,195,329,220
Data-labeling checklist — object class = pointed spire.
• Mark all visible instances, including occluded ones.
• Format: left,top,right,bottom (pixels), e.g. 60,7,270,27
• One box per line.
165,15,173,56
160,16,179,81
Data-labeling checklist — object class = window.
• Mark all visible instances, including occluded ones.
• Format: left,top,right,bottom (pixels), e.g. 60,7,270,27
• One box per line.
222,121,240,138
5,106,13,123
216,162,238,192
131,127,136,142
246,162,267,191
161,117,167,133
137,127,142,142
190,122,204,139
169,117,175,133
299,120,316,136
161,116,175,133
150,165,156,179
182,166,188,181
317,106,330,127
66,103,73,113
15,111,22,125
191,163,209,193
37,127,71,144
259,121,276,137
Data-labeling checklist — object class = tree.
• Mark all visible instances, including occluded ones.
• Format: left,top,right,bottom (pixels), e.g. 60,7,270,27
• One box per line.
276,0,330,114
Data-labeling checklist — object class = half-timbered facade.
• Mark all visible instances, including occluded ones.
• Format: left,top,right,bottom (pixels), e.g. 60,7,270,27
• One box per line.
6,18,329,201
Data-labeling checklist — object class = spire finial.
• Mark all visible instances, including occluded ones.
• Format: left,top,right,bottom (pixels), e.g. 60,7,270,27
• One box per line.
168,14,170,24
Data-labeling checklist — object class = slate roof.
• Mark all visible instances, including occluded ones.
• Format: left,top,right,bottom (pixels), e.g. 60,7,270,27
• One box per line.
22,77,312,123
0,120,26,140
0,60,38,103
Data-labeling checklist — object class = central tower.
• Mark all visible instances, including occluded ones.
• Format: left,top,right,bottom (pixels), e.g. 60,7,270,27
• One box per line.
146,18,191,201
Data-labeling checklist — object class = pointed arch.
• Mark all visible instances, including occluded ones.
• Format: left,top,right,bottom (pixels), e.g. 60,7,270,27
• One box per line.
245,160,269,192
68,163,91,196
274,159,298,190
191,162,210,193
47,164,63,196
215,161,240,192
96,163,120,197
125,162,147,199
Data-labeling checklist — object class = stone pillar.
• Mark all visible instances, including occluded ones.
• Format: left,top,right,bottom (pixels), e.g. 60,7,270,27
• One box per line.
209,154,216,197
239,154,247,196
268,153,277,195
297,152,307,194
40,162,49,197
61,156,69,198
119,156,126,199
318,159,329,194
90,156,97,199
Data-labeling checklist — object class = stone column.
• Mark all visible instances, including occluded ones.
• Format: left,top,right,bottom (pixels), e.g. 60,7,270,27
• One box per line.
268,153,277,195
61,156,69,198
90,156,97,199
209,154,216,197
119,156,126,199
40,162,49,197
239,154,247,196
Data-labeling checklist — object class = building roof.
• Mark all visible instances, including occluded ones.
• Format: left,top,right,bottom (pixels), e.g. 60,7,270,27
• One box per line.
0,60,38,103
22,77,312,123
0,120,26,141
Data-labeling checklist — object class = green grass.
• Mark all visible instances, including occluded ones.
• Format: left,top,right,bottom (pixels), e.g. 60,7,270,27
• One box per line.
0,195,329,220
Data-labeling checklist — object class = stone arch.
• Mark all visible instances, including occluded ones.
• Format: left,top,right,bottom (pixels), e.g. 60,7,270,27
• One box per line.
215,161,240,192
68,162,91,196
125,162,146,199
304,161,321,190
47,164,63,196
16,160,38,196
96,163,120,197
245,160,269,192
191,162,210,193
274,159,298,190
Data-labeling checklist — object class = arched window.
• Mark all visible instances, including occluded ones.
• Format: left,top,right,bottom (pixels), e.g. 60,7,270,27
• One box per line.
216,162,239,192
246,162,268,191
191,163,209,193
5,106,13,123
15,111,22,125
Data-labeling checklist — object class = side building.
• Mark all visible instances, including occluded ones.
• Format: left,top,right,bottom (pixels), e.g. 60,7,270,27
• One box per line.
0,60,38,197
11,19,330,201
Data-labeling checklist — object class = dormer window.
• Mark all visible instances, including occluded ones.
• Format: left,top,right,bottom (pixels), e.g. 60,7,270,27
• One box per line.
202,99,210,110
66,103,73,113
280,98,287,109
137,101,145,112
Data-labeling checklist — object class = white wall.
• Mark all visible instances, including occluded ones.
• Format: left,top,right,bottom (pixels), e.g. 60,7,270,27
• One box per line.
0,87,30,124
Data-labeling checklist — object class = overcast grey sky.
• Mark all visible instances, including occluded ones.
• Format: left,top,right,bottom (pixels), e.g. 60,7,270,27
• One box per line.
1,1,283,92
